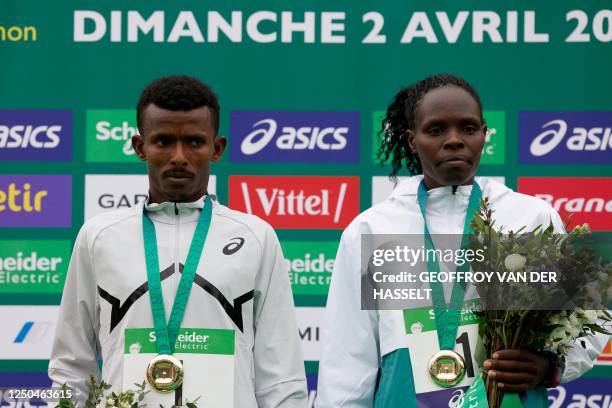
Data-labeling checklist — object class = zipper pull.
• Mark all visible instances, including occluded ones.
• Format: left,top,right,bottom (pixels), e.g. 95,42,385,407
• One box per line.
174,203,178,215
452,185,458,195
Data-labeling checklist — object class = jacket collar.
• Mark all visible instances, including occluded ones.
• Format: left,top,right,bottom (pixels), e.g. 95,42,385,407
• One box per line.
389,175,512,201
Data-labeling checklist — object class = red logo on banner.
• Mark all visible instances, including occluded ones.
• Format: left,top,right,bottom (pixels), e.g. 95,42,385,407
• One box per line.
517,177,612,231
228,176,360,229
598,341,612,362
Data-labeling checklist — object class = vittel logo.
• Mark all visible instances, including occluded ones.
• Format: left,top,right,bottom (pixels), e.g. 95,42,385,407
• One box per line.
228,176,359,229
230,111,359,163
520,112,612,163
0,110,72,162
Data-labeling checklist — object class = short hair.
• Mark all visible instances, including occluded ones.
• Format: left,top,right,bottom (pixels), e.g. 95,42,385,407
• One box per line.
376,73,484,180
136,75,220,135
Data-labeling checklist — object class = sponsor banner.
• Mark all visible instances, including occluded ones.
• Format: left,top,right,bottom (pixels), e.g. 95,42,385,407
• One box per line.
228,176,359,229
0,306,58,359
598,340,612,364
0,240,70,294
86,109,138,163
371,176,506,205
296,307,324,362
0,110,72,162
548,378,612,408
371,111,504,165
282,241,336,296
519,112,612,164
0,175,72,228
84,174,216,220
230,111,359,163
480,111,506,165
517,177,612,231
0,371,52,388
306,373,318,408
371,111,385,162
0,372,51,408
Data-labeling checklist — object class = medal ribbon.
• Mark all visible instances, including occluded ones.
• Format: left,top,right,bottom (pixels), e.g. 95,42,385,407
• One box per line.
417,180,482,351
142,195,212,355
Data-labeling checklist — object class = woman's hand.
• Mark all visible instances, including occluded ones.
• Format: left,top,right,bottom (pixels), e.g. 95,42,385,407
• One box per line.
483,349,552,392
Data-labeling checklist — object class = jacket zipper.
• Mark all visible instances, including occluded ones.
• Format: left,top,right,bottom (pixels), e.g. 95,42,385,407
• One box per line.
174,203,181,279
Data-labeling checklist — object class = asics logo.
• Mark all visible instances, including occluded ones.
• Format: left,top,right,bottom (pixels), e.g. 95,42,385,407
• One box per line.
529,119,612,156
240,118,348,155
223,237,245,255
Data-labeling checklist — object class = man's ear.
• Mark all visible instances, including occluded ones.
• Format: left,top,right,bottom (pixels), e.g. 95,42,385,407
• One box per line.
407,130,417,153
132,134,147,161
212,136,227,162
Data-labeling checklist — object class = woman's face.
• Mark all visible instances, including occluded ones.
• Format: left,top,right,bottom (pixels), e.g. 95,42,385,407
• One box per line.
408,85,486,189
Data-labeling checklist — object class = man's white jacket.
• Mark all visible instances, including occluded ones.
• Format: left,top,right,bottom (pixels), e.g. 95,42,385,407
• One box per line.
317,176,608,408
48,196,307,407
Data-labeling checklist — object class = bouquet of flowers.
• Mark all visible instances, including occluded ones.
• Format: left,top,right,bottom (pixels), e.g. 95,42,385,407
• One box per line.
57,376,199,408
467,198,611,408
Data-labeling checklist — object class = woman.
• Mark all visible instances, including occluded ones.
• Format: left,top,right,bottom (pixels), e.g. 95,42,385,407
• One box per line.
316,74,606,407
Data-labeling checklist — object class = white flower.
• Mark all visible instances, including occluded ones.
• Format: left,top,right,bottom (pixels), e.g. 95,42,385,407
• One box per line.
548,313,563,325
582,310,599,324
550,327,567,342
106,397,115,407
504,253,526,272
568,325,582,339
569,312,581,327
119,402,129,408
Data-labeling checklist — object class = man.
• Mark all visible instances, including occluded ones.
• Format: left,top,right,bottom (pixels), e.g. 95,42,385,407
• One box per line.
317,74,607,407
49,76,307,407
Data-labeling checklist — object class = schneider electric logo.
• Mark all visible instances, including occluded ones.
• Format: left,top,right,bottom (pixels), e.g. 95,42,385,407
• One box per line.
520,112,612,163
0,240,70,294
230,111,359,163
0,110,72,162
282,241,336,296
86,110,139,163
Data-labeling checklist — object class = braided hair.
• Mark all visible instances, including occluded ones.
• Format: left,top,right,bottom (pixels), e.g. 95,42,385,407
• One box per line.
376,74,484,180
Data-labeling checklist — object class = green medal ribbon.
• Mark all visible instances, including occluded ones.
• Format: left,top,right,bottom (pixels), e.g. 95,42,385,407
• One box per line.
142,195,212,355
417,180,482,351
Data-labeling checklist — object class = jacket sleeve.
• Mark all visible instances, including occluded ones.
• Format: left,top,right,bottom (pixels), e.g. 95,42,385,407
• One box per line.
48,225,101,402
542,206,609,382
253,224,308,407
561,332,609,382
316,227,380,408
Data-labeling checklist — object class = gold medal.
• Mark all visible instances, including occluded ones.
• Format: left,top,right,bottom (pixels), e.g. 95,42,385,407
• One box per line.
427,350,466,388
146,354,184,393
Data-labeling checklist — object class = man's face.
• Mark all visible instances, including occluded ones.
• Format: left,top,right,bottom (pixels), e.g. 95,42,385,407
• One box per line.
132,104,226,203
408,86,486,189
